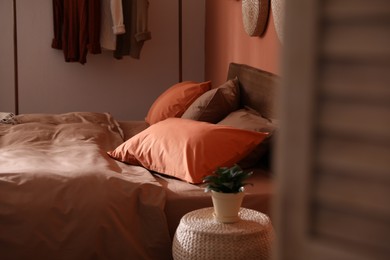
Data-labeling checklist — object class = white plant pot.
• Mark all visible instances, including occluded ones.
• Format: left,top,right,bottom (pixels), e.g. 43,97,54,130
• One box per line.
211,191,245,223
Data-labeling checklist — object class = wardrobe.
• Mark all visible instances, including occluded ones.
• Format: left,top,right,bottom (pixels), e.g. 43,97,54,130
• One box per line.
274,0,390,259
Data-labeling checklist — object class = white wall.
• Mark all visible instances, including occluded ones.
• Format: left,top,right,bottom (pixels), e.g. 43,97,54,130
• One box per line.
0,0,205,120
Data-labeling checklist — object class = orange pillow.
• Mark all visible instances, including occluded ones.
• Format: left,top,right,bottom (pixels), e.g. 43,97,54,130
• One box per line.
145,81,211,125
108,118,269,184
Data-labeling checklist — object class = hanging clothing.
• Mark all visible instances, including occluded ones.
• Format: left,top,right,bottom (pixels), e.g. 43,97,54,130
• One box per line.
100,0,126,50
52,0,102,64
114,0,151,59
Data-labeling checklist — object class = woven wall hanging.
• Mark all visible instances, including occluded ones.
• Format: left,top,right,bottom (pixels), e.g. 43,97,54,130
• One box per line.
271,0,284,42
242,0,270,37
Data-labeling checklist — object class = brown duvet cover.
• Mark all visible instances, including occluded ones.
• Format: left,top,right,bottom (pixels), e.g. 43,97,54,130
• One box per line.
0,112,172,259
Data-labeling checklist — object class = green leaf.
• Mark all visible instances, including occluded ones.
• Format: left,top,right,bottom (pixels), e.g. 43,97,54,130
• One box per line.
202,164,253,193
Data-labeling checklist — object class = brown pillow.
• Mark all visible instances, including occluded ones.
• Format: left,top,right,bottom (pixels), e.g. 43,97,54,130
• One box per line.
181,77,240,123
217,108,278,169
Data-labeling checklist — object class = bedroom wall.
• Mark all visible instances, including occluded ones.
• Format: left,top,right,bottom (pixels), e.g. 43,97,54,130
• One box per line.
0,1,15,113
205,0,281,86
0,0,205,120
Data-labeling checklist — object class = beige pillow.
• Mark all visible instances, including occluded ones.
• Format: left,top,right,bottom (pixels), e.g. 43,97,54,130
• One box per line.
217,108,278,169
217,108,276,133
181,77,240,123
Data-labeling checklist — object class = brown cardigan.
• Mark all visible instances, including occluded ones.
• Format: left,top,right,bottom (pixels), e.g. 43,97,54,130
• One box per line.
114,0,151,59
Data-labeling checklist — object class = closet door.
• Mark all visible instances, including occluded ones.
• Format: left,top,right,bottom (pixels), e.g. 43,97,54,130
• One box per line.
274,0,390,260
0,0,15,112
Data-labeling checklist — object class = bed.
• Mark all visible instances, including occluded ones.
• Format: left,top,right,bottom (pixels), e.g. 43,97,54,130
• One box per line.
0,63,279,260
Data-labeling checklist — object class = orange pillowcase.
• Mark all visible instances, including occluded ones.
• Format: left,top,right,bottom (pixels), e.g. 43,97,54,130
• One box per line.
145,81,211,125
108,118,269,184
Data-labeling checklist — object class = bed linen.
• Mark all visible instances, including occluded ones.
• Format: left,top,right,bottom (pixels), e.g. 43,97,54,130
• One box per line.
0,112,172,260
118,120,149,140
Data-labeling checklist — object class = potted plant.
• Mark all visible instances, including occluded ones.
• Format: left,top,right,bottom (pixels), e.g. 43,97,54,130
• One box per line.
203,164,253,223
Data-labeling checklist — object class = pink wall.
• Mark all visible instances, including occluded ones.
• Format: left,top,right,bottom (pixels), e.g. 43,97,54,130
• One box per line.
205,0,281,86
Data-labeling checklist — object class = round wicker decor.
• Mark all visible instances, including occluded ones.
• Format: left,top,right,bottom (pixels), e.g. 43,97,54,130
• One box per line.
242,0,270,37
172,208,274,260
271,0,285,42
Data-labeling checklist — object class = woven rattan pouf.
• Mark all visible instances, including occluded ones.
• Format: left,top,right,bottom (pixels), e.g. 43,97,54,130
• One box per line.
172,207,274,260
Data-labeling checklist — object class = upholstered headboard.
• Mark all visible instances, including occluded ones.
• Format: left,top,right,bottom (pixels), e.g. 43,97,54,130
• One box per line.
227,63,280,119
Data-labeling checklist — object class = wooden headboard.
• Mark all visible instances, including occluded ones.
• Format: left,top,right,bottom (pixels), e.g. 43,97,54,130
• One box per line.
227,63,280,119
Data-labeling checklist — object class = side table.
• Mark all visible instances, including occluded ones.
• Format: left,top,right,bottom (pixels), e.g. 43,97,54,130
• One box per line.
172,207,274,260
